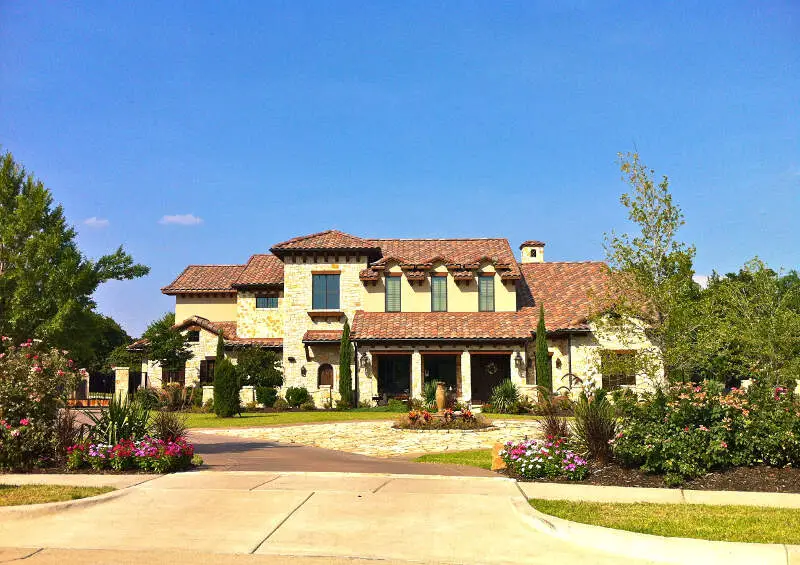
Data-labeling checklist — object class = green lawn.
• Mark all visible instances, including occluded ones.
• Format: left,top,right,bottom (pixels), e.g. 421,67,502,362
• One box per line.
0,485,114,506
414,449,494,469
530,499,800,545
185,410,541,428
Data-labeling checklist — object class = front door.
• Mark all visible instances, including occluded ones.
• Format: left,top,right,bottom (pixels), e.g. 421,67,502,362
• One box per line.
470,354,510,404
376,354,412,400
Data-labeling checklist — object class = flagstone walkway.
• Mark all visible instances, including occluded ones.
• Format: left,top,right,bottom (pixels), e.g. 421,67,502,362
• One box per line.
193,419,541,457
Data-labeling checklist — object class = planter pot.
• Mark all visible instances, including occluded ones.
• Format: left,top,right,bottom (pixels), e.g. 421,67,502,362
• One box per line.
435,381,447,412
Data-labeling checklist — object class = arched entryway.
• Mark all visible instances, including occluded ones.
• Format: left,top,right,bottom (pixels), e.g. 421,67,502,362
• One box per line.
318,363,334,387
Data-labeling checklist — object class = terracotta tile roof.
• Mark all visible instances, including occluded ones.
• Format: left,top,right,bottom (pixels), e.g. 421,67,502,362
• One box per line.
302,330,343,343
517,261,609,331
233,254,284,288
351,310,531,341
366,238,521,279
129,316,284,349
520,240,546,248
161,265,245,295
271,230,380,254
359,268,379,281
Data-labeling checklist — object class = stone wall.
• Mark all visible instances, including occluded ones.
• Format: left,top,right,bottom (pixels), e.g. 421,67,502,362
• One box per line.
236,290,284,338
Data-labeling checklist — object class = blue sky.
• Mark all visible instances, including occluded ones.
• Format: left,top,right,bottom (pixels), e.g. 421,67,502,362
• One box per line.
1,1,798,336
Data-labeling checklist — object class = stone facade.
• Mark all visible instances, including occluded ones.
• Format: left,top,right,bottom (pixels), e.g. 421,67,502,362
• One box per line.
236,291,283,339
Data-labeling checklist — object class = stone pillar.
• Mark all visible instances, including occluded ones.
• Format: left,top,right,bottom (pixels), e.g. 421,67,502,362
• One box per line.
460,350,472,404
239,385,255,406
114,367,130,399
202,386,214,405
510,348,526,387
411,350,423,399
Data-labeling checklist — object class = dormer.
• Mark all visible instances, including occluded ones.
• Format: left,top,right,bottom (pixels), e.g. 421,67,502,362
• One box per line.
520,240,545,264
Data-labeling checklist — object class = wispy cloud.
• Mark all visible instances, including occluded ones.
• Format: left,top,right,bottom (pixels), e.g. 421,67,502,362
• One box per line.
159,213,203,226
83,217,110,229
693,274,709,289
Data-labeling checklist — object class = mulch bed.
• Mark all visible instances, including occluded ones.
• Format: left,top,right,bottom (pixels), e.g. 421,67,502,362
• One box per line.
517,463,800,493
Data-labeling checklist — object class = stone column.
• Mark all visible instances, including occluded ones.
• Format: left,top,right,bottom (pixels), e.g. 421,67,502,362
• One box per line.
411,350,423,399
460,350,472,404
114,367,130,399
510,348,526,387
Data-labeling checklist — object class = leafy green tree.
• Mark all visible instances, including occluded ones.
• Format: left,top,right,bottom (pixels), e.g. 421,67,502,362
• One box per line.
535,304,552,393
141,313,191,370
0,150,149,356
338,319,353,407
236,348,283,388
595,152,698,383
106,343,142,372
691,260,800,386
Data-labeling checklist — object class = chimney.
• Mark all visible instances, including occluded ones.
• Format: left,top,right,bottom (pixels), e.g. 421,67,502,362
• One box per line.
519,240,545,264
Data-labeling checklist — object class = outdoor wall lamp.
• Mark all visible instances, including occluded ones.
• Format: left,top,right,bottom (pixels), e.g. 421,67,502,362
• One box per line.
300,366,307,377
359,352,371,376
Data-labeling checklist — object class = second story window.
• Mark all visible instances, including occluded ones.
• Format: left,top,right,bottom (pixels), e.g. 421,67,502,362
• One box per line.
256,296,278,309
431,275,447,312
478,275,495,312
385,275,401,312
312,273,340,310
186,330,200,342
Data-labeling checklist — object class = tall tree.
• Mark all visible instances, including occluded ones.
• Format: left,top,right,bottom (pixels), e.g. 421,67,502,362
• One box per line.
535,304,552,393
236,348,283,388
595,152,698,383
339,319,353,407
0,150,149,355
141,313,191,370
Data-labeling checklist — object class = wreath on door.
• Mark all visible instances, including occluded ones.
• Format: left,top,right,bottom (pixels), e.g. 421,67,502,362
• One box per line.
486,361,498,375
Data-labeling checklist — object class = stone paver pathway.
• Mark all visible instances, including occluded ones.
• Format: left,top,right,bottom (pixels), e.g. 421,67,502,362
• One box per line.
194,420,540,457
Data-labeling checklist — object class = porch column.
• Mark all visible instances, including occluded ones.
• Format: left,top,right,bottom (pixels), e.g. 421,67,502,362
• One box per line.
460,350,472,404
411,350,423,399
114,366,130,398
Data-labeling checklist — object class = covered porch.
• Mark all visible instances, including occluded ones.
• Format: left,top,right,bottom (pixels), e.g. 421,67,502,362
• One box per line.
355,342,528,405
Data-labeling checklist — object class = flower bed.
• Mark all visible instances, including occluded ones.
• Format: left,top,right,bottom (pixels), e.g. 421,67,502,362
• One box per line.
500,437,589,481
67,437,196,473
393,409,493,430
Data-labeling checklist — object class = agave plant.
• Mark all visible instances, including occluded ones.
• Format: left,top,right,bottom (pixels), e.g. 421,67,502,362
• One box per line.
489,380,520,414
85,394,150,444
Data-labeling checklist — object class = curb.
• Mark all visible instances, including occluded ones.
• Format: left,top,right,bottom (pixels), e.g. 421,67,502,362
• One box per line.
512,497,795,565
0,487,131,520
183,468,517,482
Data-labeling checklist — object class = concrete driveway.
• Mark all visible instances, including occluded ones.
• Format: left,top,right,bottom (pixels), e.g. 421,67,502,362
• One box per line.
189,430,496,476
0,471,653,564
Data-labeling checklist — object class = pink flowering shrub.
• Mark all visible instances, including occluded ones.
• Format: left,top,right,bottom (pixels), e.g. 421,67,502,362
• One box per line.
395,409,491,430
0,337,82,470
612,379,800,486
500,437,589,481
67,436,195,473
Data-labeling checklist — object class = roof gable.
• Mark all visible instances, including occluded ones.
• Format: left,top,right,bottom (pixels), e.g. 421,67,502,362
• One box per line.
233,254,284,288
270,230,379,254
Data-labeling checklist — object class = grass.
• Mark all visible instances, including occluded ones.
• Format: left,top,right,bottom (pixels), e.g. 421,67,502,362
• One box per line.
414,449,494,469
184,409,542,428
0,484,115,506
530,499,800,545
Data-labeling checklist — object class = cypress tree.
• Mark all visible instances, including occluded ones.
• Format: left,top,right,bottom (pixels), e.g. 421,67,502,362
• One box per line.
338,319,353,407
216,330,225,360
213,331,239,417
535,304,552,393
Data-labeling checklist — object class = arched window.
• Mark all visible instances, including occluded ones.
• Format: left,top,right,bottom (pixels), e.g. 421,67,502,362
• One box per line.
318,363,334,387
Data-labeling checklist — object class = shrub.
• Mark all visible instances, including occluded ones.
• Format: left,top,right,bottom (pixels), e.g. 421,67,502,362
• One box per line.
535,389,571,440
85,394,150,445
256,386,278,407
285,386,311,408
500,437,588,481
394,409,491,430
299,400,316,411
133,387,162,410
572,385,617,464
610,380,800,486
423,381,438,410
489,380,519,414
386,399,408,412
158,383,196,411
0,338,83,470
55,407,88,463
236,349,283,388
213,358,240,417
69,437,196,473
150,410,188,442
273,397,289,411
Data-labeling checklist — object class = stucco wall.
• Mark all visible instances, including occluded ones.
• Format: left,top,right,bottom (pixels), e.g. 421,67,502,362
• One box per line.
175,295,237,323
361,263,517,313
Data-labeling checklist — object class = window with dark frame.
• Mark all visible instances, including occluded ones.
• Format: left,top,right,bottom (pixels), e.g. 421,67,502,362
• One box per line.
600,351,638,390
199,359,216,384
385,275,401,312
186,330,200,342
478,275,495,312
256,296,279,309
431,275,447,312
312,274,340,310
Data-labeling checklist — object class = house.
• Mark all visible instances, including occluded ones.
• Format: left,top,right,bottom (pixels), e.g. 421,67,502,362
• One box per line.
122,230,654,405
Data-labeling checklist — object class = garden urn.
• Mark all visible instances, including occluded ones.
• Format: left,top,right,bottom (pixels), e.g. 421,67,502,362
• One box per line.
435,381,447,411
